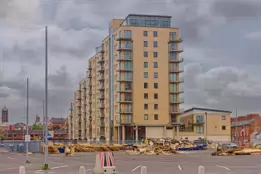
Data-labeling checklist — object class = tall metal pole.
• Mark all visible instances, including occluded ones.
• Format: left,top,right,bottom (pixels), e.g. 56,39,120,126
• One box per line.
205,112,208,142
42,100,44,142
26,77,29,163
235,107,238,143
44,26,49,169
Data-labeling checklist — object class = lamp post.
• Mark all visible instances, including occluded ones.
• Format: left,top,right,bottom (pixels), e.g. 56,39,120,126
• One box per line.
205,112,208,142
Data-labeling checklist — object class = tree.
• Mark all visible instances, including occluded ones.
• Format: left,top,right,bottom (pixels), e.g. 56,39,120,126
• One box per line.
0,131,4,140
32,124,43,130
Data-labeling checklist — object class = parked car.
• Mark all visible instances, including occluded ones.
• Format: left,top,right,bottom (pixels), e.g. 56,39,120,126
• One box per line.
252,142,261,147
221,143,238,149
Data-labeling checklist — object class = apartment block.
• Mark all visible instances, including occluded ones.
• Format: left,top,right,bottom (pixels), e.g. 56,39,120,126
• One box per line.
180,108,232,142
68,14,184,142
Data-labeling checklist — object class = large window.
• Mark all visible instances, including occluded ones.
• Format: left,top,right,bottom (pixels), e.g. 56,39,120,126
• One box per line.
154,72,158,79
196,126,204,134
153,41,158,48
154,52,158,58
222,126,226,130
144,31,148,37
154,114,158,120
144,41,148,47
144,93,148,99
170,32,176,40
144,83,148,89
144,114,148,120
154,62,158,68
144,104,148,110
154,83,158,89
144,62,148,68
144,51,148,58
124,30,132,38
153,31,158,37
222,116,226,120
154,104,158,110
144,72,148,78
196,116,204,123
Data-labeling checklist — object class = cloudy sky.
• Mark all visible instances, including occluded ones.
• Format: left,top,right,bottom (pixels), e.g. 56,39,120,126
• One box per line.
0,0,261,124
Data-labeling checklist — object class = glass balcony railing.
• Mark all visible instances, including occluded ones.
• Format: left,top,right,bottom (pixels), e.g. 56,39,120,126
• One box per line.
169,47,184,53
116,67,133,72
116,98,133,103
97,56,104,63
169,37,183,43
116,77,132,81
97,66,104,72
116,33,132,41
116,55,133,61
116,109,132,113
170,108,184,113
117,44,133,51
169,57,184,63
98,103,104,108
170,76,184,83
169,66,184,73
98,75,104,81
116,88,132,93
170,98,184,104
98,84,104,90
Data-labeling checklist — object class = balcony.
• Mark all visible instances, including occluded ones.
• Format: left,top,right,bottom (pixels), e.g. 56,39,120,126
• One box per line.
116,88,132,93
97,66,104,72
170,98,184,104
169,57,184,63
117,45,133,52
98,120,105,127
189,120,205,125
170,77,184,83
170,108,184,114
116,34,132,41
116,55,133,61
116,67,133,72
169,37,183,43
170,89,184,94
98,103,105,109
96,45,104,54
116,77,132,82
87,90,92,95
171,117,181,125
98,94,105,100
98,113,105,118
169,67,184,73
169,47,184,53
98,75,104,81
100,131,105,136
88,64,92,70
116,109,132,114
97,56,104,63
116,98,133,103
98,84,104,90
121,116,132,125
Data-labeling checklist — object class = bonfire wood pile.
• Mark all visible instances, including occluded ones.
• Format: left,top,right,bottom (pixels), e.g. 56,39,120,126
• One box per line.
69,144,125,152
212,147,261,156
125,138,196,156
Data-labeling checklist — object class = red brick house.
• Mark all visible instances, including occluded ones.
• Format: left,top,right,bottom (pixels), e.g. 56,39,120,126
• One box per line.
231,114,261,143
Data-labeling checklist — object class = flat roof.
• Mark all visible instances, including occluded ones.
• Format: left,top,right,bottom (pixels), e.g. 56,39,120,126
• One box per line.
184,107,232,114
127,14,172,19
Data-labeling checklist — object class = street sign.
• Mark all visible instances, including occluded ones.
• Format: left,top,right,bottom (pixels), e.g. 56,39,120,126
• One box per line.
25,135,30,142
44,131,54,139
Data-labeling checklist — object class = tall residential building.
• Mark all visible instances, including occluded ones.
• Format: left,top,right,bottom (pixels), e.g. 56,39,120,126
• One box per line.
68,14,184,142
2,106,8,123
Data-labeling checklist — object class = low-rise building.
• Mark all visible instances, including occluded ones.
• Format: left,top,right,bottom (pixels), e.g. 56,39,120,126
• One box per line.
180,107,232,142
231,114,261,143
49,117,67,130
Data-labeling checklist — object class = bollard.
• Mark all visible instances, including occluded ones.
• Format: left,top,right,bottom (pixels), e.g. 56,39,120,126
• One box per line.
19,166,25,174
93,154,103,174
141,166,147,174
198,166,205,174
79,166,86,174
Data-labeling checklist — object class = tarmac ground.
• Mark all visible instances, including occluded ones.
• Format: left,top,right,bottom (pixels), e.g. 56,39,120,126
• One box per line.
1,148,261,174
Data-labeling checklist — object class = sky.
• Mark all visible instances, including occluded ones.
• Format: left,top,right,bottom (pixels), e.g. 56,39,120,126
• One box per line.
0,0,261,124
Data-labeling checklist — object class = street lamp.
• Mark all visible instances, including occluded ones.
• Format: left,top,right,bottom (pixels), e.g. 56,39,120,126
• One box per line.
205,112,208,142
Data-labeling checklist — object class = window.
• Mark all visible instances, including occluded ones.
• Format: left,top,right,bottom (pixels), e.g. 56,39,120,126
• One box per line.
154,62,158,68
196,126,204,134
222,116,226,120
170,32,176,40
222,126,226,130
144,93,148,99
144,72,148,78
144,51,148,58
144,41,148,47
154,83,158,89
144,104,148,110
144,31,148,37
154,72,158,79
144,62,148,68
153,31,158,37
153,41,158,48
154,104,158,110
144,83,148,89
154,114,158,120
154,93,158,99
144,114,148,120
153,52,158,58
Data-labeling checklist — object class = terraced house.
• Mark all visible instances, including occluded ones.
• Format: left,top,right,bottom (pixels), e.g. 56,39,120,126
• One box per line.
67,14,184,142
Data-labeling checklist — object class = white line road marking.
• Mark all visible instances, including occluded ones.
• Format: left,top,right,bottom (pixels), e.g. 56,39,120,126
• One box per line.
178,165,182,171
7,157,13,160
216,165,230,170
0,167,19,171
51,165,68,170
86,169,92,172
132,165,142,172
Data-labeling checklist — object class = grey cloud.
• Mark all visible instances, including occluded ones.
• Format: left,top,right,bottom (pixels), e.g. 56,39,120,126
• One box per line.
49,66,72,87
212,1,261,19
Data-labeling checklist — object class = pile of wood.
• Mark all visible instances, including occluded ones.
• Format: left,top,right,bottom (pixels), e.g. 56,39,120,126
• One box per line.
68,144,125,153
212,148,261,156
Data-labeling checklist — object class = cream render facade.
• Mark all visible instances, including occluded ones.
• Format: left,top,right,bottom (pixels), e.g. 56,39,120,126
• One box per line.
179,108,232,142
68,14,184,142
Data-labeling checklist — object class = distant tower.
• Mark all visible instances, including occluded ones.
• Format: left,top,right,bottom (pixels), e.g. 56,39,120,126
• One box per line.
35,115,40,124
2,106,8,123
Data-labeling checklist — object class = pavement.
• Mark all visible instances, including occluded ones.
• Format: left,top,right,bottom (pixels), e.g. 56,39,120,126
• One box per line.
1,148,261,174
